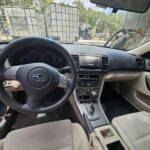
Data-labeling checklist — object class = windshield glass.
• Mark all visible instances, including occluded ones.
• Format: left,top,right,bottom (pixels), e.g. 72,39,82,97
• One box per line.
0,0,149,51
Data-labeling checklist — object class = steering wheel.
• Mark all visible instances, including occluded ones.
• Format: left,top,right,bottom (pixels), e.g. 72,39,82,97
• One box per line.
0,37,77,114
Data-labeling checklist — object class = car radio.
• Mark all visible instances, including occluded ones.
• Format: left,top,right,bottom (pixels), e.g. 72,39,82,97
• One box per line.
72,54,109,72
72,54,109,101
76,75,103,102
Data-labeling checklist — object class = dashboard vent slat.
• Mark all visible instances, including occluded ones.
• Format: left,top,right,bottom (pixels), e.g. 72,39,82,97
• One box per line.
72,55,79,68
102,56,109,71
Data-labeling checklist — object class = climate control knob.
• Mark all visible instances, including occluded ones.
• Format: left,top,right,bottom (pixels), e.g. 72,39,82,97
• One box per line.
91,91,97,97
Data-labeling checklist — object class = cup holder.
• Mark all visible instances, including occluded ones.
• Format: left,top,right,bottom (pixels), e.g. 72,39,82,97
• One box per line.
107,141,125,150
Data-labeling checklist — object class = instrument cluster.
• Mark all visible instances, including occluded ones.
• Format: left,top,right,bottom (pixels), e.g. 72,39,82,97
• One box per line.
9,47,67,68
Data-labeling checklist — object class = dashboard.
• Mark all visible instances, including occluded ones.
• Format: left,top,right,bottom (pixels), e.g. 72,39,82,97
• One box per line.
6,43,145,72
62,44,145,72
2,43,144,93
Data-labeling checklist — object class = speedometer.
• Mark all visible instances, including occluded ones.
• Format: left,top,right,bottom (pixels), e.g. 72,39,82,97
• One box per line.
41,51,56,66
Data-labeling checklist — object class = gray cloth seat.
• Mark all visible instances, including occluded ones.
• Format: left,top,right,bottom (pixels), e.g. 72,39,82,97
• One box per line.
112,111,150,150
0,120,90,150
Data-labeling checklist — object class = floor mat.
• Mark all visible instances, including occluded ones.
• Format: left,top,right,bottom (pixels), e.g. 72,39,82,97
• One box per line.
13,102,78,130
13,112,60,130
101,85,139,122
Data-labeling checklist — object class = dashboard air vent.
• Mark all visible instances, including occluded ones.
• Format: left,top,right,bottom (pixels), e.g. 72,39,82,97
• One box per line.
102,56,109,71
72,55,79,69
136,58,144,69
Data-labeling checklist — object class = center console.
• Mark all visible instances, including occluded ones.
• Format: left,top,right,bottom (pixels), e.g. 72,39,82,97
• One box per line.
71,54,127,150
94,125,127,150
72,54,109,128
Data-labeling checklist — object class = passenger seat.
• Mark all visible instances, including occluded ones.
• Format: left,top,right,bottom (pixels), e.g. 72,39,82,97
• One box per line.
112,111,150,150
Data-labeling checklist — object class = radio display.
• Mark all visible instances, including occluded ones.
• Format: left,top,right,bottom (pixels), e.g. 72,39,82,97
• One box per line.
80,55,101,69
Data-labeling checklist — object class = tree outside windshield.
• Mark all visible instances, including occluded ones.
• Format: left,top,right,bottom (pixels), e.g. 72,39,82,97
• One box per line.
0,0,149,51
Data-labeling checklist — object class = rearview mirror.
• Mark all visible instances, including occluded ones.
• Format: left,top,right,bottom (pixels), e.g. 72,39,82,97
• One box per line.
90,0,150,13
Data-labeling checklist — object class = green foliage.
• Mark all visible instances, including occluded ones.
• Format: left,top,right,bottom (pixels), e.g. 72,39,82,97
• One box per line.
0,0,12,6
95,12,125,33
37,0,54,8
0,0,54,8
73,0,87,23
32,0,54,13
73,0,125,34
0,0,125,34
87,8,99,27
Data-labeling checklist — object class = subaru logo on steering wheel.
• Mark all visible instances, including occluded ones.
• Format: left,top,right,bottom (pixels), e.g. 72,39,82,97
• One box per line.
32,74,47,82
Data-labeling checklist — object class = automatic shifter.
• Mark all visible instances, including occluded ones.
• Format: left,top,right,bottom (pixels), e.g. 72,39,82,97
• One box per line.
90,103,95,116
84,103,100,121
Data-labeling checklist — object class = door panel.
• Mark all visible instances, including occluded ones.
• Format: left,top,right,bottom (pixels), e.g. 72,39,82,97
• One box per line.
119,72,150,112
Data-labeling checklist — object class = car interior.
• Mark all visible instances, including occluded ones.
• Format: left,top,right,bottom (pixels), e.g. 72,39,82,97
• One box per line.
0,0,150,150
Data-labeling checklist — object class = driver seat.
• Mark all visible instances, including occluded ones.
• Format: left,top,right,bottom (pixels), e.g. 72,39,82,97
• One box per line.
0,120,90,150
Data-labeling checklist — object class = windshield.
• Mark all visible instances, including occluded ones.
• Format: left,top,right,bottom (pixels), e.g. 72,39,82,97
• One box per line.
0,0,149,51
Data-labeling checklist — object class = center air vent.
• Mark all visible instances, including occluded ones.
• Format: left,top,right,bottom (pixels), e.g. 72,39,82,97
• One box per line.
102,56,109,71
72,55,79,69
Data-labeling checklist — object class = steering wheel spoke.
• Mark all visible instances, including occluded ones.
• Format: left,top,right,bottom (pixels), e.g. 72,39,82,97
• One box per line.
1,66,21,80
58,73,72,89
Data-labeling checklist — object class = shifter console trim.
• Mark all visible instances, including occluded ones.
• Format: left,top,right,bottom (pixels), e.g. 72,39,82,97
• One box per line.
75,73,109,128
